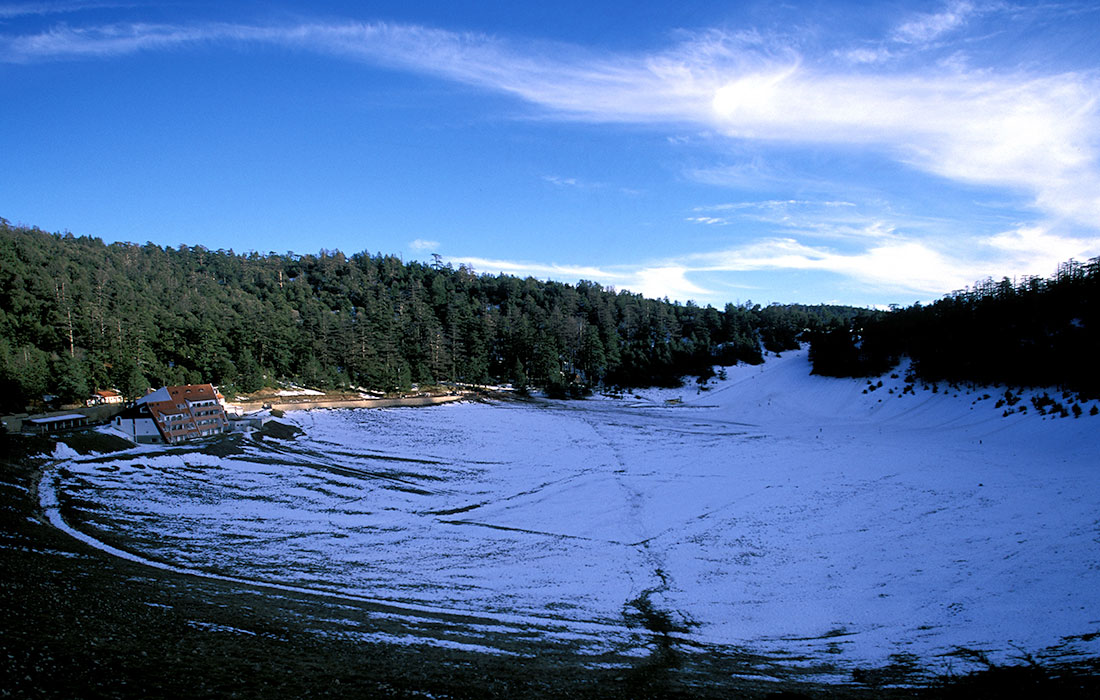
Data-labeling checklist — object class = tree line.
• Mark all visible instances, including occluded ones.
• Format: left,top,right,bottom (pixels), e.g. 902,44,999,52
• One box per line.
0,220,861,412
808,258,1100,398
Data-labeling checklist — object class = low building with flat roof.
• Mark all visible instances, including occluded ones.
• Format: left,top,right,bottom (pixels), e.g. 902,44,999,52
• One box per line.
23,413,89,434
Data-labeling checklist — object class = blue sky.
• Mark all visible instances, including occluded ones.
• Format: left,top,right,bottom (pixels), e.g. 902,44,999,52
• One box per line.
2,1,1099,307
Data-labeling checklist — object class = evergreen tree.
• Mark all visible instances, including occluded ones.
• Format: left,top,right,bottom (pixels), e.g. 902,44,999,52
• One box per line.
235,347,264,393
52,353,89,405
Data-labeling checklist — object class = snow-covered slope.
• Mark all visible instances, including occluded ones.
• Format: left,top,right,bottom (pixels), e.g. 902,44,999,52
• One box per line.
45,349,1100,681
638,347,1096,429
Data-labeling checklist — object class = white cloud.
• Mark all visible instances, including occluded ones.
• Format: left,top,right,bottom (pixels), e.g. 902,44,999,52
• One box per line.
409,238,439,251
685,216,729,225
447,235,972,302
445,256,626,284
0,1,129,20
706,68,1100,230
398,219,1100,303
841,47,894,65
891,1,974,45
696,199,856,213
836,1,979,65
693,201,908,246
4,12,1098,302
682,237,970,294
1,22,223,60
543,175,580,187
451,221,1099,303
670,225,1100,300
5,19,1096,234
544,174,642,195
445,256,714,302
984,225,1098,278
633,266,710,300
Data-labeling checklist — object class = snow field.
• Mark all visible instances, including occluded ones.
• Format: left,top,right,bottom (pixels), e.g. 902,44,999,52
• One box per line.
50,349,1100,677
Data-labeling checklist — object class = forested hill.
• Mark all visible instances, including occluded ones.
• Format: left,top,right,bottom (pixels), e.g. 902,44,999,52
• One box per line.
809,258,1100,398
0,220,861,411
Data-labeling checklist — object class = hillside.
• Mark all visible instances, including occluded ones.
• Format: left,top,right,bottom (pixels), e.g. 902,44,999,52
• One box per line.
808,258,1100,398
0,219,860,413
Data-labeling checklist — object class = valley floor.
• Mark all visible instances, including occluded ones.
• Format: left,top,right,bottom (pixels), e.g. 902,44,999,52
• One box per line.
5,349,1100,697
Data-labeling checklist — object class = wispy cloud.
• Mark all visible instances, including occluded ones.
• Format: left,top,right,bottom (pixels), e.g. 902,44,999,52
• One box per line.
840,46,894,65
1,21,226,59
984,225,1096,279
409,238,439,252
543,174,641,195
0,1,132,20
5,18,1096,232
3,10,1098,302
542,175,581,188
685,216,730,225
695,199,856,213
707,69,1100,231
445,255,713,302
691,200,908,245
446,243,953,303
683,237,976,296
676,193,1100,297
892,1,975,45
451,215,1100,304
444,256,626,284
692,222,1098,297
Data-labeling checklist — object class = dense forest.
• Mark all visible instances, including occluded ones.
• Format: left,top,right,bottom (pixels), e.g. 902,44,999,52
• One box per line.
0,220,860,412
4,219,1097,414
809,258,1100,398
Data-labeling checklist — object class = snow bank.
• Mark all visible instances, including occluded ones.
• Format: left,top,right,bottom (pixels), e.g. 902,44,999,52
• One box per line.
50,442,81,460
273,387,325,397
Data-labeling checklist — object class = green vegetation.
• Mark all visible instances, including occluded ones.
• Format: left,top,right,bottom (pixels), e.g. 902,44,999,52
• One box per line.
0,219,859,412
809,259,1100,398
6,217,1094,413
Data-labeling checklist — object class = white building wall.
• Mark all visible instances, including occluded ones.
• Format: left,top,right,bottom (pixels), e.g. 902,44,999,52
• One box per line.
114,415,163,443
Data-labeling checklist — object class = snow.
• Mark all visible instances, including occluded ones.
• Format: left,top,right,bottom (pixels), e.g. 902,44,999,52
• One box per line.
41,348,1100,677
95,425,138,442
273,387,325,397
28,413,87,423
49,442,81,460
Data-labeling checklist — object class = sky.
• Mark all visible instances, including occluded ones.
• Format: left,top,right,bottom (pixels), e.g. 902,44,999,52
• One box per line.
2,1,1099,307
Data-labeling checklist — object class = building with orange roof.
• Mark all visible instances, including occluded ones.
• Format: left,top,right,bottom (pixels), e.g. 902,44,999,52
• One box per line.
87,389,124,406
113,383,229,444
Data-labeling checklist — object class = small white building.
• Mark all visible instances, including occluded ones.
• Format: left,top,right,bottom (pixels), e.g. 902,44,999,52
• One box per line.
111,404,163,444
87,389,124,406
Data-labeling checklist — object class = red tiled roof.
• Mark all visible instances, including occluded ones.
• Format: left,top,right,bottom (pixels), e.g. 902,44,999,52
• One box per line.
166,384,219,401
